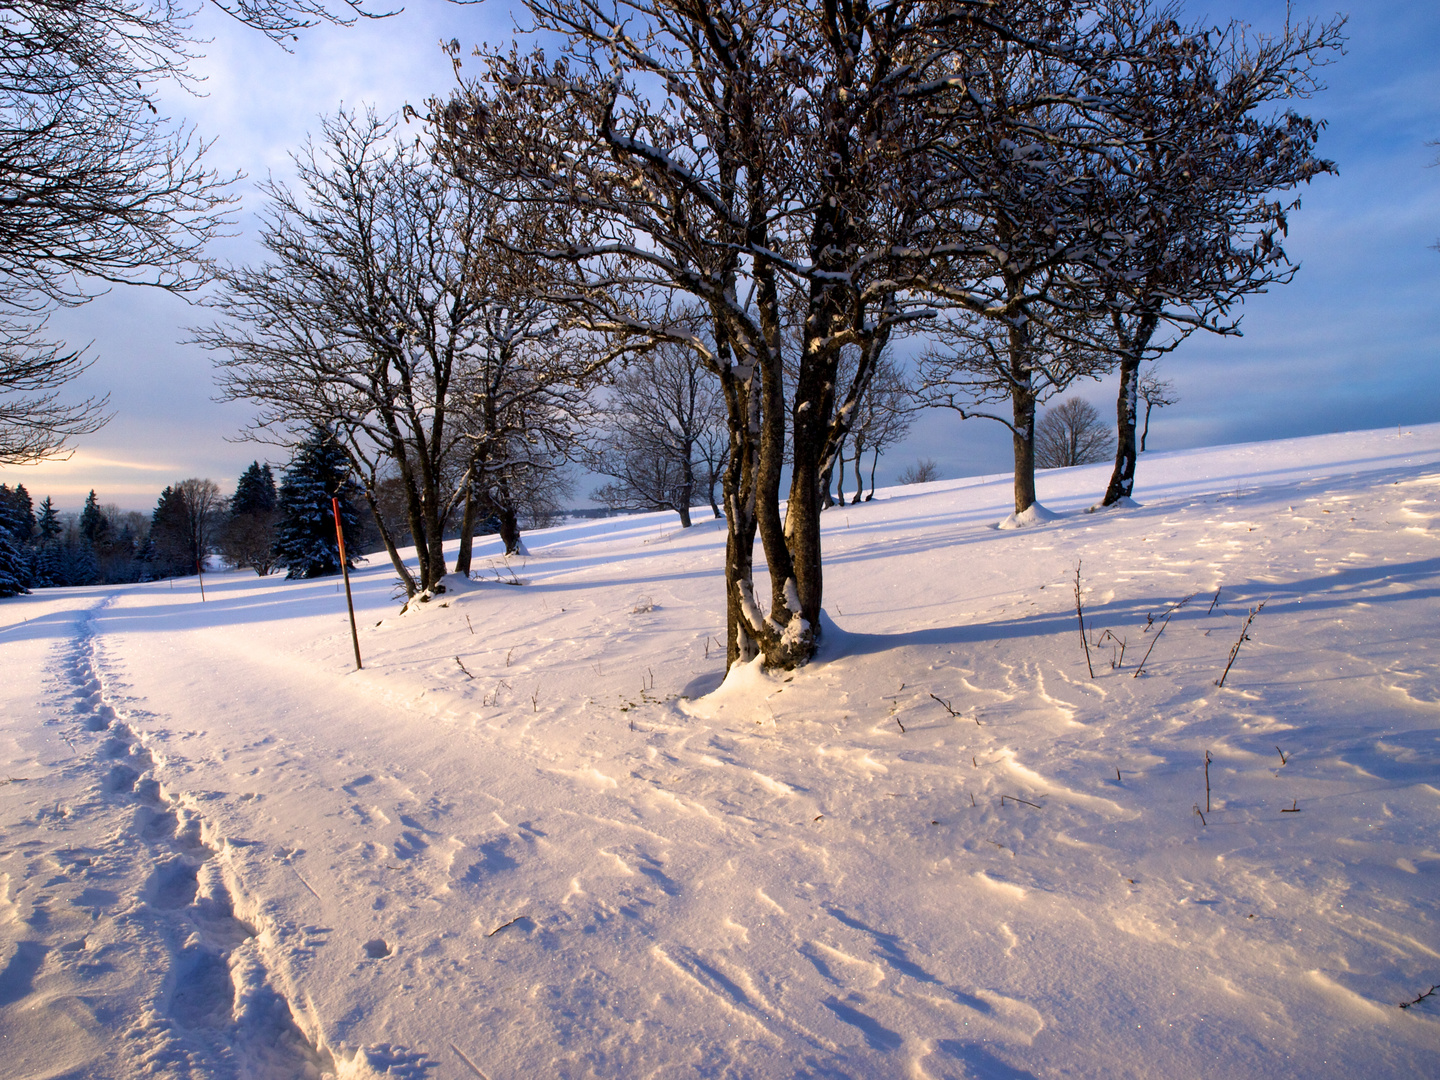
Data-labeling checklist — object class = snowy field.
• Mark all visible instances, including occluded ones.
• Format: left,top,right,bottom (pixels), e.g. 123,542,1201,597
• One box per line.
2,424,1439,1079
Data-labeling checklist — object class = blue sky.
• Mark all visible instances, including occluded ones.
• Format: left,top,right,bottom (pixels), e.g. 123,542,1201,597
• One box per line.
2,0,1436,511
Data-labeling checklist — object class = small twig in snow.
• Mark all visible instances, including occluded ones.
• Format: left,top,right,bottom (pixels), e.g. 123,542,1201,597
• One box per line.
895,716,905,734
486,915,527,938
448,1042,491,1080
1145,592,1196,632
1399,985,1437,1010
1204,750,1212,813
1074,562,1094,678
1133,612,1174,677
1208,588,1222,614
1281,800,1301,813
1216,601,1267,688
455,657,474,680
1275,745,1288,766
930,693,979,725
1000,794,1043,810
465,614,475,635
1193,804,1207,827
1092,628,1127,668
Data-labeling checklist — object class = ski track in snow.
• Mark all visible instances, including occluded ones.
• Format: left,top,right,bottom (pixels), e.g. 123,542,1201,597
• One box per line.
0,598,383,1078
3,425,1440,1078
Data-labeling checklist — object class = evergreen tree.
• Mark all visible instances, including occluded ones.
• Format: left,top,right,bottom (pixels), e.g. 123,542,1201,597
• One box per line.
36,497,60,542
143,480,222,578
79,490,109,546
221,462,280,575
0,483,33,597
1,485,36,542
273,428,364,580
146,485,194,578
31,496,62,586
231,462,278,515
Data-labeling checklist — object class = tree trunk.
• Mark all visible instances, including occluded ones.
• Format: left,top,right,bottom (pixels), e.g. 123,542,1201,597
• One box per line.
755,268,803,653
454,466,479,576
677,447,694,527
1102,354,1141,505
718,354,761,670
1102,314,1158,506
1140,399,1153,453
495,474,523,556
360,486,417,596
818,456,836,509
867,446,878,501
1008,321,1038,515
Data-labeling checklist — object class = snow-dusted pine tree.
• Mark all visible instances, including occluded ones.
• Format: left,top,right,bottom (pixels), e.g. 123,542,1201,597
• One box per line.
31,496,62,586
221,462,280,575
0,483,35,596
273,428,364,580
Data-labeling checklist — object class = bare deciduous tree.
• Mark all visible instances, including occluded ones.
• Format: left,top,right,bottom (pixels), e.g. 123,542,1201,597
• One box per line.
588,341,728,527
909,15,1124,518
201,110,597,598
1089,2,1341,507
838,358,913,504
0,0,395,463
1034,397,1112,469
897,459,940,486
1137,369,1178,453
432,0,1057,669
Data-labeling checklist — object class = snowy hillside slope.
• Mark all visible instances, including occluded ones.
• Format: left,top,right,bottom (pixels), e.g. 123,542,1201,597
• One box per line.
2,424,1439,1079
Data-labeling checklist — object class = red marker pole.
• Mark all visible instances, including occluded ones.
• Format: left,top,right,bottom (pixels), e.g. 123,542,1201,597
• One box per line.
332,497,362,670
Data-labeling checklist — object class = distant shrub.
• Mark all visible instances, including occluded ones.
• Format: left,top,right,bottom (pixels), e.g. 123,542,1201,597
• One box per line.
897,459,940,485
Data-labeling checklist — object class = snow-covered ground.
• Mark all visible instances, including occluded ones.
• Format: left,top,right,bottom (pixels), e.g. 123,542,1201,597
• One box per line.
3,424,1439,1079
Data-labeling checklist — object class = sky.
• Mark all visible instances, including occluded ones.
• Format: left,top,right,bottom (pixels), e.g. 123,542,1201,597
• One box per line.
2,0,1436,512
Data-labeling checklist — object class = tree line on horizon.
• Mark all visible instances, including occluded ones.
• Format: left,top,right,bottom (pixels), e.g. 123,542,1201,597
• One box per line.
0,428,378,597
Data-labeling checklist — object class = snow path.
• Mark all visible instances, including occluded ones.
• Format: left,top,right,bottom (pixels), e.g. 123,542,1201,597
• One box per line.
3,424,1440,1077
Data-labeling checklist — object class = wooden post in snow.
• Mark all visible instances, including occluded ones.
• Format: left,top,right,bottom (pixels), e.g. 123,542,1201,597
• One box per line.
333,496,362,671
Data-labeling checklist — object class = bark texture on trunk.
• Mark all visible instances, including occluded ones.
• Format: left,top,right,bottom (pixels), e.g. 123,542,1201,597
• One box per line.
454,466,480,576
1103,355,1141,505
360,486,417,596
1102,315,1157,507
1008,321,1038,515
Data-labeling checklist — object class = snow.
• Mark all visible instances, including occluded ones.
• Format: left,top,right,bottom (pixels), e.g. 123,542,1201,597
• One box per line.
998,501,1061,529
3,424,1440,1078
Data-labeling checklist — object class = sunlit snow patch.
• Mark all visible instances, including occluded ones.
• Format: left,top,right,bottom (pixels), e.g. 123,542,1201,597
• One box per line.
678,653,781,721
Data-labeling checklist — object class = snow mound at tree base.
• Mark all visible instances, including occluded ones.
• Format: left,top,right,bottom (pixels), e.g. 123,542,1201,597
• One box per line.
997,502,1061,529
678,652,779,721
